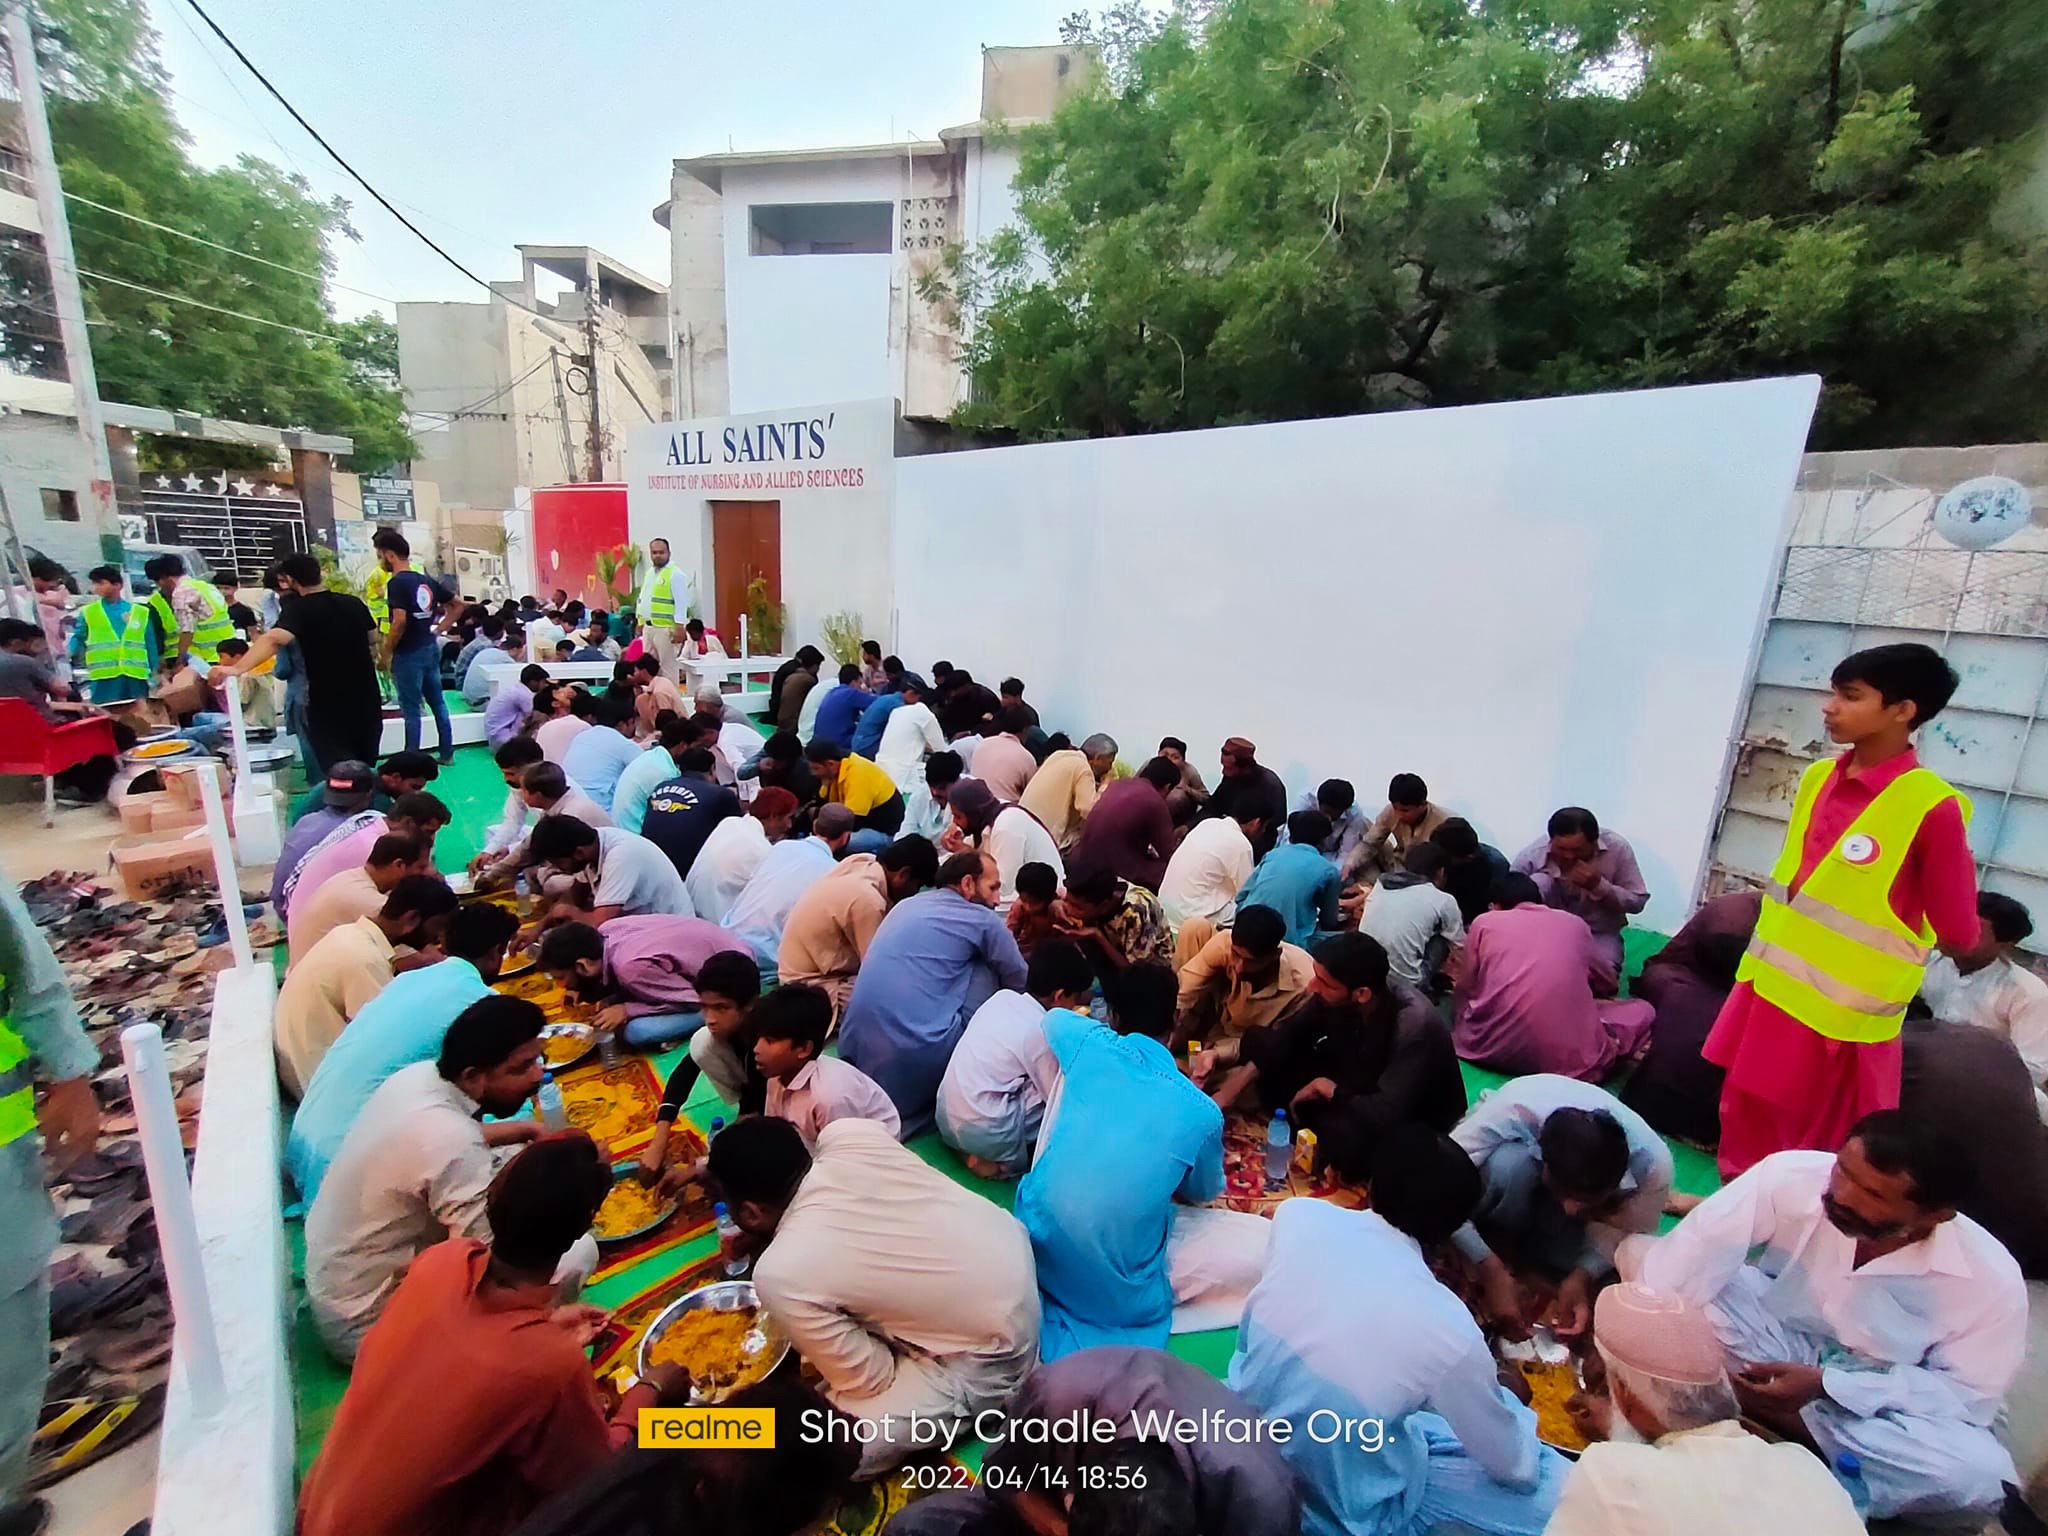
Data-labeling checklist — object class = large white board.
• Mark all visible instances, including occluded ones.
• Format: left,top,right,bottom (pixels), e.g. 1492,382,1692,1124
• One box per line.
894,378,1820,932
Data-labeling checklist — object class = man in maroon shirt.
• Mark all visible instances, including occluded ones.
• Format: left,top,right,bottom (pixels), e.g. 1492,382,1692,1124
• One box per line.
1068,756,1181,891
298,1136,684,1536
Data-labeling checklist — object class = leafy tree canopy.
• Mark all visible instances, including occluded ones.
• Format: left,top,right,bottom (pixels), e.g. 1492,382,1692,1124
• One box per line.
28,0,414,470
949,0,2048,447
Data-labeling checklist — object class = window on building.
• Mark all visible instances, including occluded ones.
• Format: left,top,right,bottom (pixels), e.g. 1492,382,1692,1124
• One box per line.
40,488,77,522
749,202,893,256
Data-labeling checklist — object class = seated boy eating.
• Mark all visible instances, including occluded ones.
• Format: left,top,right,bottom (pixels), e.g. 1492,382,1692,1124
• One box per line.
754,983,903,1146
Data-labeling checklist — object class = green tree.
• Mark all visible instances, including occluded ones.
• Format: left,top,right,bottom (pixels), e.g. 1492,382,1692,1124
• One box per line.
26,0,415,470
955,0,2048,448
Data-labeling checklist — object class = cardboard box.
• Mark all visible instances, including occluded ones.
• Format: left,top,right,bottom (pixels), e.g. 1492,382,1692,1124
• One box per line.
115,790,169,835
150,804,207,834
112,829,215,900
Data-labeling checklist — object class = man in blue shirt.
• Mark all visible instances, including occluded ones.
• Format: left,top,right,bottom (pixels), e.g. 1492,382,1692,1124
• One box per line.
375,529,462,763
561,694,645,813
849,670,907,758
1230,1125,1569,1536
1016,963,1249,1360
609,715,695,834
1238,810,1345,947
839,849,1027,1135
284,901,519,1204
809,662,872,749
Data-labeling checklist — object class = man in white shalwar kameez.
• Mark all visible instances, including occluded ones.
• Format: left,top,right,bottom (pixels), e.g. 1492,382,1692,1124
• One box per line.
1625,1109,2026,1521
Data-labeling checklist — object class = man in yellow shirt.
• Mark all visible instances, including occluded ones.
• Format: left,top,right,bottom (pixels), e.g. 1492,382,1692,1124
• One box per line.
1020,731,1117,852
805,738,905,856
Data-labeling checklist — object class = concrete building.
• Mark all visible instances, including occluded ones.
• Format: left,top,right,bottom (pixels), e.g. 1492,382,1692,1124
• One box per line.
653,44,1091,420
396,245,671,522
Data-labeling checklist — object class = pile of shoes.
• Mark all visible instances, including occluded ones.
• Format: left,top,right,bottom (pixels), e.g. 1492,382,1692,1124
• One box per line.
18,869,279,1494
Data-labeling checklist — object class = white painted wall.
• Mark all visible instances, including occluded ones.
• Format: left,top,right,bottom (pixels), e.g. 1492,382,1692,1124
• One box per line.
894,378,1821,931
625,398,895,655
0,413,102,574
720,162,903,416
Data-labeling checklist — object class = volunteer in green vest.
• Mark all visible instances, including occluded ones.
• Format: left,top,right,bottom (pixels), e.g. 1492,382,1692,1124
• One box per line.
1706,642,1981,1178
636,536,686,682
67,564,152,704
0,877,101,1532
142,553,234,666
364,564,390,637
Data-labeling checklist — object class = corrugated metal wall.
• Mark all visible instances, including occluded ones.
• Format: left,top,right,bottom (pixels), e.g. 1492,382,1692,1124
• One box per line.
1707,444,2048,942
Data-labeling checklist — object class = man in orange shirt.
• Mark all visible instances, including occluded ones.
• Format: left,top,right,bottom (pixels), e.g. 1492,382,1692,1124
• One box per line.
298,1135,684,1536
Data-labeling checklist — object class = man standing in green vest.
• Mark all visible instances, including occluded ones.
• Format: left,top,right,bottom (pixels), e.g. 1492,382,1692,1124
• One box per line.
142,553,234,666
636,536,687,683
0,878,101,1534
66,565,151,705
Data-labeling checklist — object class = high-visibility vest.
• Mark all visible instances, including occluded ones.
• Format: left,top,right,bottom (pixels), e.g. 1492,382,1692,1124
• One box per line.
0,984,34,1147
179,579,236,662
80,600,144,681
643,565,677,624
120,600,155,678
1738,758,1970,1043
365,567,390,634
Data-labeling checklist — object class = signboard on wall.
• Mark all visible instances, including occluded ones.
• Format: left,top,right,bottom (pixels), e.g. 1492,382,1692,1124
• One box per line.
361,476,415,524
625,399,895,652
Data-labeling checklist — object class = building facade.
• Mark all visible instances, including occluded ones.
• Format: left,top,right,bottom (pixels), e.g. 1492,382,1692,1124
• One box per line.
654,44,1090,421
396,245,671,522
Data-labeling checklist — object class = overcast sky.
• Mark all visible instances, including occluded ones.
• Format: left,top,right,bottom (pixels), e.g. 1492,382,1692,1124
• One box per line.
147,0,1076,320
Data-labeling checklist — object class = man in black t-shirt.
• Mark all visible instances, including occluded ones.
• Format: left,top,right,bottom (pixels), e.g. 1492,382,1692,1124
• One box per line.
639,746,741,878
375,529,461,764
219,552,381,774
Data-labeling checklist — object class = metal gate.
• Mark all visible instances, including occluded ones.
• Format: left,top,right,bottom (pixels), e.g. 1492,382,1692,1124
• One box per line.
119,476,307,583
1706,445,2048,943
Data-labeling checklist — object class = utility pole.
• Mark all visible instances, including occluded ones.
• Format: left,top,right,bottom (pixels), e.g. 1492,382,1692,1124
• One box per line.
4,8,116,544
547,347,579,483
580,255,603,481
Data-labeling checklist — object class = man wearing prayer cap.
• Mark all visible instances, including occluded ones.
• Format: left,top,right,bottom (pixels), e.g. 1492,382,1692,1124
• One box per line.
1546,1283,1867,1536
1206,737,1287,856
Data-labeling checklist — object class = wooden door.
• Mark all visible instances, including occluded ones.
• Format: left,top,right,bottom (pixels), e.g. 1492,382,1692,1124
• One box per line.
710,500,782,649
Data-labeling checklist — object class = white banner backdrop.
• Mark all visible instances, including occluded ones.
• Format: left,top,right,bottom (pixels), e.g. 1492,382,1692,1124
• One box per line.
893,377,1821,932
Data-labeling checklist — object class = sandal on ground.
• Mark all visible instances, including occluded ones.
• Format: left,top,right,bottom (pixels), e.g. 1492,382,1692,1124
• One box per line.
27,1383,165,1491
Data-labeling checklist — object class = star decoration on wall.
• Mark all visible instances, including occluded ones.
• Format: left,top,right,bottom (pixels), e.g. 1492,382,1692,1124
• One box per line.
231,477,255,496
154,475,171,489
180,472,202,491
262,484,283,497
212,472,229,494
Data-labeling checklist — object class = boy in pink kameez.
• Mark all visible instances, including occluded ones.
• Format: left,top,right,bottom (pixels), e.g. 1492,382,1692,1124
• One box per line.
1705,644,1977,1178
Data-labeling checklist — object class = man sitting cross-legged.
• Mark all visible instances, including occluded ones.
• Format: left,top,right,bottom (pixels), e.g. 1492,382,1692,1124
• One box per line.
304,995,598,1361
1452,1074,1673,1344
1544,1282,1866,1536
936,936,1096,1178
1210,931,1467,1182
708,1113,1040,1476
538,911,756,1050
1229,1125,1571,1536
1018,962,1270,1361
1624,1110,2026,1522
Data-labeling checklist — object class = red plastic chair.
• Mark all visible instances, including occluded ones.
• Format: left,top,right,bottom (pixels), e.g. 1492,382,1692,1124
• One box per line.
0,697,119,824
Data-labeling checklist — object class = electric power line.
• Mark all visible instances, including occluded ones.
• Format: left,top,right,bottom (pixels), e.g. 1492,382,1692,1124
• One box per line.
410,352,559,421
175,0,551,321
64,191,402,306
74,266,338,339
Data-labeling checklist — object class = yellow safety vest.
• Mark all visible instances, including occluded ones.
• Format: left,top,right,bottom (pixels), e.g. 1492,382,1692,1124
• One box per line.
1738,758,1970,1043
119,600,154,678
0,978,33,1146
177,579,235,663
365,567,390,634
643,566,678,624
80,601,142,680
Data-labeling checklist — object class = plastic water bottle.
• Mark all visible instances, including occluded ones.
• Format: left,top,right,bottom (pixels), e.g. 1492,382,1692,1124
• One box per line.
1266,1110,1293,1187
536,1070,568,1131
715,1201,748,1278
1832,1453,1871,1518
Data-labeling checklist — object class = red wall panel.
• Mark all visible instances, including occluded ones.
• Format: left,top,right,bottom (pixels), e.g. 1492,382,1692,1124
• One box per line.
529,483,630,608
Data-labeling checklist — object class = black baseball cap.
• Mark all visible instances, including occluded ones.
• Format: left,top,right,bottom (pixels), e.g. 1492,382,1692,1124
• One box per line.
322,760,376,808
